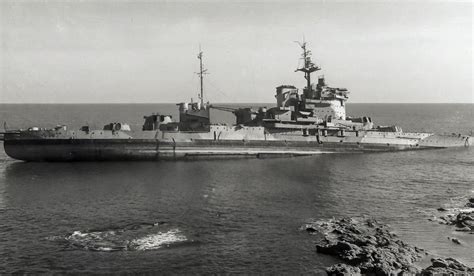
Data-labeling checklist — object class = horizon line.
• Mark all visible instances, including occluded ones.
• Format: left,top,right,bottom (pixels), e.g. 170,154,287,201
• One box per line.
0,102,472,105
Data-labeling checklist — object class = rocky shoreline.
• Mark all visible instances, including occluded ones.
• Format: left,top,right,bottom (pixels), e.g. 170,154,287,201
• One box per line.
436,197,474,234
302,217,473,275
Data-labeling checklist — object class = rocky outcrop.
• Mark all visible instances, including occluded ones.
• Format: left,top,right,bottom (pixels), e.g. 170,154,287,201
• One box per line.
437,198,474,232
325,263,361,276
303,217,473,275
421,257,473,275
466,197,474,208
303,217,424,275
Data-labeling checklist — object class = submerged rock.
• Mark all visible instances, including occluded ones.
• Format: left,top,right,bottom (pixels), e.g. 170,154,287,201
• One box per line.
447,237,462,245
303,217,473,276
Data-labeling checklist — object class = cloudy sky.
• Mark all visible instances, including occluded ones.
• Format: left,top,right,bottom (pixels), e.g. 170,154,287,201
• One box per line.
0,0,472,103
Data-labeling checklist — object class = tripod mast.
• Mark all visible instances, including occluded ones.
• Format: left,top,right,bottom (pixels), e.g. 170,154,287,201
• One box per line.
295,40,321,95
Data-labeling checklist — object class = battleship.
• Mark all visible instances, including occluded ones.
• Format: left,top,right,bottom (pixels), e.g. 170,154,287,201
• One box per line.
1,42,471,161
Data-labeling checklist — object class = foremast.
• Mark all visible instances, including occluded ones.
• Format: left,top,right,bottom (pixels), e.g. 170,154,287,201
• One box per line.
197,47,208,107
295,40,321,97
176,47,211,131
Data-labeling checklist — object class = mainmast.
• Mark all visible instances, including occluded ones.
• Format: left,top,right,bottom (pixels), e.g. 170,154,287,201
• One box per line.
295,40,320,95
197,47,208,107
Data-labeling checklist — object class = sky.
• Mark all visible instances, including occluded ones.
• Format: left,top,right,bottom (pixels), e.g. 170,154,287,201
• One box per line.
0,0,472,103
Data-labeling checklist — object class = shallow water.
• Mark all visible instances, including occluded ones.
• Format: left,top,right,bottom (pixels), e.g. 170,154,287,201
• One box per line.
0,104,472,273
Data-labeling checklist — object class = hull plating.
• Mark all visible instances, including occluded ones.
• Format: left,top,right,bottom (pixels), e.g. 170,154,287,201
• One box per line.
4,138,431,162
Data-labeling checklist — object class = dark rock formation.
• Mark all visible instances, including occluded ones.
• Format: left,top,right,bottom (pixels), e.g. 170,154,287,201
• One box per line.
466,198,474,208
326,263,361,276
303,217,473,276
436,198,474,232
447,237,462,245
303,217,424,275
421,258,473,275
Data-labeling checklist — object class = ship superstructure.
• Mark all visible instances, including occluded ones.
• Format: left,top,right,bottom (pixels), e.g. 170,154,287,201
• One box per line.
1,43,471,161
177,47,211,131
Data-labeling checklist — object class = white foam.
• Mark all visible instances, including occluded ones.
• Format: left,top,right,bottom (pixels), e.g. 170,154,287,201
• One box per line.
457,207,474,213
71,231,86,237
129,229,187,251
68,230,103,240
96,247,114,252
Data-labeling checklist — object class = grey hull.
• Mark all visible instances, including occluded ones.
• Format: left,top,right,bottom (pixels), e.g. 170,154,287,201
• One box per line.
4,138,435,162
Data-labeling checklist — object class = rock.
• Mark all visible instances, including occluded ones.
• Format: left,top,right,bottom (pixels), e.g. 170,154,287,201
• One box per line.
469,197,474,203
436,204,474,232
456,213,473,223
421,257,473,275
455,226,472,232
438,216,449,222
431,258,448,268
316,240,366,264
304,217,474,275
304,217,424,275
451,238,461,245
326,263,361,276
437,207,448,212
305,225,317,233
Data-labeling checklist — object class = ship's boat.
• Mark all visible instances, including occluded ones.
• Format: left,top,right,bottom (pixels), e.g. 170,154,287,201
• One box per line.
1,42,471,161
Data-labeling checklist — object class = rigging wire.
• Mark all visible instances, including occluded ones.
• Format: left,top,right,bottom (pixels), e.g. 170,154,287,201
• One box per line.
205,76,237,103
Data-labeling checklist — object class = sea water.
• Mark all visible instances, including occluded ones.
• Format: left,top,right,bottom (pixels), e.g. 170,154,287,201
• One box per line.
0,104,472,273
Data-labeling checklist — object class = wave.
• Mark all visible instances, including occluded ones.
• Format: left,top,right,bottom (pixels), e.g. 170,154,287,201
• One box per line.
128,229,187,251
58,222,188,252
425,194,474,226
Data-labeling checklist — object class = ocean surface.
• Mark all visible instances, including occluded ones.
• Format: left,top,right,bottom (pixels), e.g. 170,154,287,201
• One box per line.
0,103,473,274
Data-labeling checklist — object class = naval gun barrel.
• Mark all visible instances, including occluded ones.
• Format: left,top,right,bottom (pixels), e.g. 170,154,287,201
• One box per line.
209,105,239,113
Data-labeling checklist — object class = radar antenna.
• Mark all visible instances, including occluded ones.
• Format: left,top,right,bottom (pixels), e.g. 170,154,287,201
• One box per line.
295,39,321,94
196,45,209,107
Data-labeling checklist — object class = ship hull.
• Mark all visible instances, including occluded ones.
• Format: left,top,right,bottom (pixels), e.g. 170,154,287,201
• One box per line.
2,138,449,162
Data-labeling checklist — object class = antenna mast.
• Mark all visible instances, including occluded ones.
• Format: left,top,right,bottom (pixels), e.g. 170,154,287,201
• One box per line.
197,46,208,107
295,40,320,94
